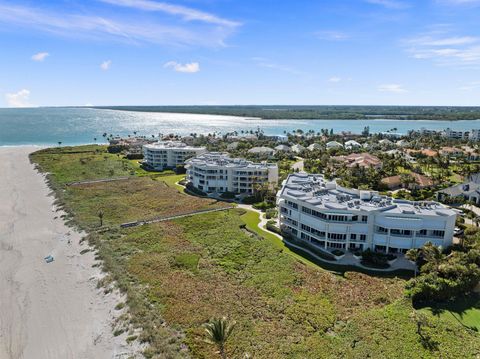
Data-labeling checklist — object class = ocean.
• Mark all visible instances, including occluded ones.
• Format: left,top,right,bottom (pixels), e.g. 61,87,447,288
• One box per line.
1,107,480,146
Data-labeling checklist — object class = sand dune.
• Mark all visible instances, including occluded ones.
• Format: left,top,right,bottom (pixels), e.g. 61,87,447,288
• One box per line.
0,147,137,359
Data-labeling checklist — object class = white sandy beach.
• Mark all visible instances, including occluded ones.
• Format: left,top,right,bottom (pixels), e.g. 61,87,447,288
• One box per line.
0,147,136,359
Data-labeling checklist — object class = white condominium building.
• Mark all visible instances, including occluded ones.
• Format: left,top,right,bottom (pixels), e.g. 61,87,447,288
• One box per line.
278,173,457,254
186,153,279,194
143,141,207,171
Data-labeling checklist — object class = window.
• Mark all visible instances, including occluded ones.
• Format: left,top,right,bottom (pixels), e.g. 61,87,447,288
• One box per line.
352,215,358,221
376,226,388,234
417,229,427,236
360,234,366,241
361,215,368,223
328,233,347,240
287,201,298,209
432,230,445,238
350,233,357,240
390,229,412,237
302,206,312,215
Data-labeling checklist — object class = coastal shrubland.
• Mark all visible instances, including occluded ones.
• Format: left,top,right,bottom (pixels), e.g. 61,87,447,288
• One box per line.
30,145,480,358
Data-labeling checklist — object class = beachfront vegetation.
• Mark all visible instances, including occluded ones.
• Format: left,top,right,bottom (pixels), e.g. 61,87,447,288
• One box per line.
29,145,480,358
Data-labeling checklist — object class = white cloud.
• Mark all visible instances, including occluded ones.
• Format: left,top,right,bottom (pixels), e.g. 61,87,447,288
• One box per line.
31,52,49,61
5,89,32,107
328,76,342,83
315,30,349,41
404,31,480,66
101,60,112,70
99,0,240,27
378,84,407,93
0,3,238,48
365,0,410,9
164,61,200,73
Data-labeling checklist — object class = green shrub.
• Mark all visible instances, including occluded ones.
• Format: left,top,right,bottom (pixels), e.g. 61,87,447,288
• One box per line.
220,191,237,199
361,249,390,269
266,221,281,234
252,201,275,211
331,249,344,256
185,183,207,196
265,208,277,219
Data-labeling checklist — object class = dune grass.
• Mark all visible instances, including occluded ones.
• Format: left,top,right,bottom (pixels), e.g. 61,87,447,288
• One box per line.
30,145,480,358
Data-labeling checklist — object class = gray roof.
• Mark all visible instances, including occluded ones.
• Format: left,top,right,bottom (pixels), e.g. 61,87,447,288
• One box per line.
437,182,480,197
280,173,455,217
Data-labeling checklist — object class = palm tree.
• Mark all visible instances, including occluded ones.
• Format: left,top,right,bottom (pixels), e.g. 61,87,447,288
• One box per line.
406,248,421,277
204,317,236,359
421,242,443,271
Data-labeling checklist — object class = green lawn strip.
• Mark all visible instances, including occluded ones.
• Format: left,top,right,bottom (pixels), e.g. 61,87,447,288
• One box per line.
239,209,321,269
239,209,413,277
419,294,480,332
160,174,186,192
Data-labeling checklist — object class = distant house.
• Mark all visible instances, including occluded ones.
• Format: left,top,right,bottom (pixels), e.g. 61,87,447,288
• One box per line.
437,173,480,204
248,146,275,156
227,141,240,151
332,153,382,169
462,146,480,161
345,140,361,150
291,144,306,154
406,148,438,158
181,135,195,145
265,134,288,142
274,144,291,152
307,143,322,151
439,146,463,157
395,139,410,147
378,139,393,146
382,173,434,190
326,141,343,149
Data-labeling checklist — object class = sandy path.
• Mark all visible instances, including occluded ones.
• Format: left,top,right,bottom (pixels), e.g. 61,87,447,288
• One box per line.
0,147,136,359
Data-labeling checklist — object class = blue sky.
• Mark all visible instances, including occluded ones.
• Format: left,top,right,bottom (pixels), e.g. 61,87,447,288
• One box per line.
1,0,480,107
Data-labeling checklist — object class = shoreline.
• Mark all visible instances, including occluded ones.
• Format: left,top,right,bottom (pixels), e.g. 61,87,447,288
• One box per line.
0,146,139,359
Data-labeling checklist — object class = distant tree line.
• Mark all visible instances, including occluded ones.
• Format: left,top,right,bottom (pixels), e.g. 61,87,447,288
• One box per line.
93,105,480,121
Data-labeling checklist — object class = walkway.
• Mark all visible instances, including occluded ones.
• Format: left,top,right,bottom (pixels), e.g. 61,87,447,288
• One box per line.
237,204,415,272
67,176,131,186
120,206,233,228
292,157,304,172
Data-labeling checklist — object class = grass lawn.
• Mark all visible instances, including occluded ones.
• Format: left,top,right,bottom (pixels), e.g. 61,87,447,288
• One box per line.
31,145,480,358
420,294,480,332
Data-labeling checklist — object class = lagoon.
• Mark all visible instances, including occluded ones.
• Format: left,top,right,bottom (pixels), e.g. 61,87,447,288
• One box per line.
1,107,480,146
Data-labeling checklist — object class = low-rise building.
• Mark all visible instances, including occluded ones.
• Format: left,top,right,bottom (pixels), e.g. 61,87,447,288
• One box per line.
186,153,278,195
332,153,382,169
326,141,343,149
307,143,323,151
248,146,275,157
345,140,361,150
382,173,434,190
439,146,463,157
142,141,207,171
278,173,456,254
437,174,480,204
291,144,306,154
274,144,291,152
444,128,469,141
